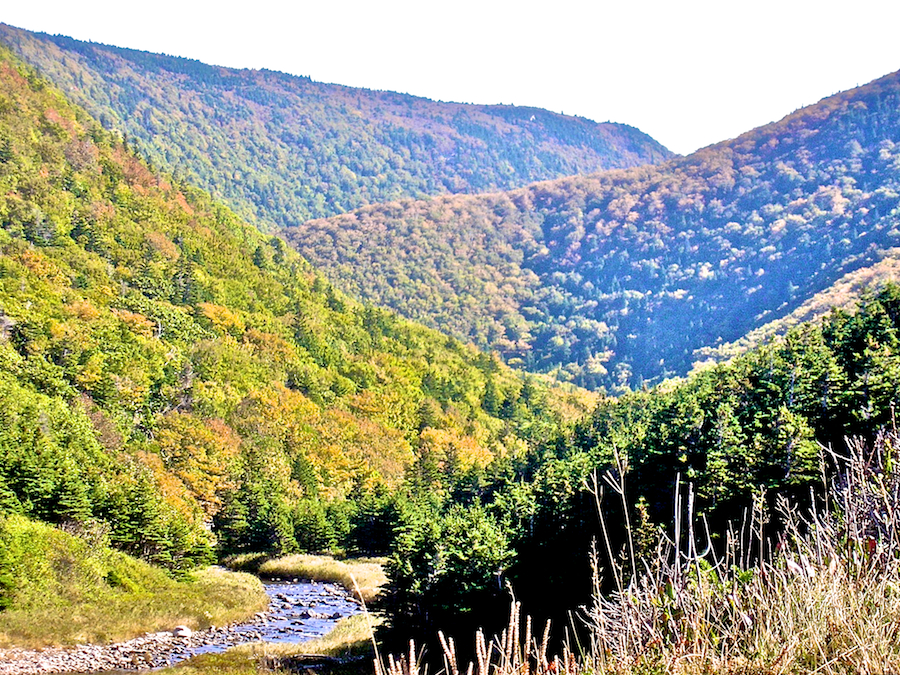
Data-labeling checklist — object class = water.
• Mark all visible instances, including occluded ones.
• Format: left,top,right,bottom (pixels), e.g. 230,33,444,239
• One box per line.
1,579,363,674
185,578,363,657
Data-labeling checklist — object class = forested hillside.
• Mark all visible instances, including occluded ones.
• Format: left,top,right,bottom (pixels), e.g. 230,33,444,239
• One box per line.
0,45,585,585
7,25,900,674
375,283,900,656
0,23,672,231
285,70,900,390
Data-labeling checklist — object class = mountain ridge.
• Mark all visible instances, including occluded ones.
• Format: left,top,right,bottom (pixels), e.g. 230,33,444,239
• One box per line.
283,67,900,389
0,22,673,230
0,43,587,571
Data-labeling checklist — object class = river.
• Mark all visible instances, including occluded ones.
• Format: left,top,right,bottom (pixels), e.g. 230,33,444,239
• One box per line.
186,578,364,656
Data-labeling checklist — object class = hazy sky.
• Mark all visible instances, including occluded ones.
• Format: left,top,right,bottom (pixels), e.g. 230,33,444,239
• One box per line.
3,0,899,155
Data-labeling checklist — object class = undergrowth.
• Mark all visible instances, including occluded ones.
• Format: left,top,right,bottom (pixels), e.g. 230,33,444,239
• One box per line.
383,432,900,675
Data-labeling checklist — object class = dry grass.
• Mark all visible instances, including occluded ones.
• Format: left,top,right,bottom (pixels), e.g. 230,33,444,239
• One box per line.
164,612,381,675
583,433,900,674
163,650,272,675
174,554,388,675
385,432,900,675
226,613,381,661
256,554,387,603
380,601,570,675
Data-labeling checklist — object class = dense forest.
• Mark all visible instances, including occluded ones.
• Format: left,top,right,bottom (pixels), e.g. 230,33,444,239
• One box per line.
0,23,672,231
0,46,589,597
5,17,900,675
283,71,900,391
373,284,900,659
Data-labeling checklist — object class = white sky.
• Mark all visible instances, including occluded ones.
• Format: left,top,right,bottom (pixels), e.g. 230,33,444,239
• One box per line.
3,0,899,155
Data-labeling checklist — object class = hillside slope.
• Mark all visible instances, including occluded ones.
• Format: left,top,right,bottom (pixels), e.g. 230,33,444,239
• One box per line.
285,70,900,390
0,45,584,568
0,23,672,230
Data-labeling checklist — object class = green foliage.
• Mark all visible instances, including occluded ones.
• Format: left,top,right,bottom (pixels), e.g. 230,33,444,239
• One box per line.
0,44,584,586
0,514,266,646
0,514,166,611
380,502,513,642
345,483,403,556
377,284,900,650
487,284,900,629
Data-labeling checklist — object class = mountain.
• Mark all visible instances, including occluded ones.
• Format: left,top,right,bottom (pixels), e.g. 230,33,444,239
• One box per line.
0,44,586,571
691,246,900,370
0,23,673,231
282,70,900,390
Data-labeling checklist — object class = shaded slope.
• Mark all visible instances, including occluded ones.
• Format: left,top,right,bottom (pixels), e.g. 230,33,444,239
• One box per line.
285,70,900,390
0,23,672,230
691,246,900,370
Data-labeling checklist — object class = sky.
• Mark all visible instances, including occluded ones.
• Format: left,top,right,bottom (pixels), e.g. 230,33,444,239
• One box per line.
3,0,900,155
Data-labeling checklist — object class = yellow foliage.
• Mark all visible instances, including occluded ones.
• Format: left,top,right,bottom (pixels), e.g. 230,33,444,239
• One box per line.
74,352,104,389
16,248,66,286
199,302,245,336
112,309,155,338
65,299,100,321
145,231,181,261
243,328,297,364
419,427,493,472
234,385,414,496
151,412,242,515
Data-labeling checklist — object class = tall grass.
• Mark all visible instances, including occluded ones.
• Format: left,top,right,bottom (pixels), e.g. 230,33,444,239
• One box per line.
255,554,387,604
386,431,900,675
589,432,900,674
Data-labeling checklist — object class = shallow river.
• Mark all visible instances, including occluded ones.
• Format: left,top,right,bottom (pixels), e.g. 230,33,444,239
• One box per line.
173,578,363,660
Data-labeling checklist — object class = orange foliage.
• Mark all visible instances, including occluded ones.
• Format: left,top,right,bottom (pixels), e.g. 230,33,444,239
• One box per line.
145,231,181,261
234,385,414,497
152,412,242,516
136,449,210,522
243,328,297,364
65,299,100,321
112,309,155,338
199,302,245,336
16,248,66,285
418,427,493,473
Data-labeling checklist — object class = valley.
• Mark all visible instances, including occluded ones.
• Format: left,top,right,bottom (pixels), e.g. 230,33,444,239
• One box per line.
285,71,900,390
0,18,900,675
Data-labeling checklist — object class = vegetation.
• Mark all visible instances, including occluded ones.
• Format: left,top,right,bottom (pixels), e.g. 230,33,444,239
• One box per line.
0,515,267,648
283,70,900,391
371,283,900,664
4,17,900,675
165,613,377,675
0,40,587,601
385,431,900,675
692,246,900,370
0,23,672,231
226,553,387,603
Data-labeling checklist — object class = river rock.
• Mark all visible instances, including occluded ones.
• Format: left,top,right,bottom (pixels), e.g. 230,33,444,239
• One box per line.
172,626,193,638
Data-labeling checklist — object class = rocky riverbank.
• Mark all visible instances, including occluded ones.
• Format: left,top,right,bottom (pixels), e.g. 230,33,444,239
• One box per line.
0,580,362,675
0,625,247,674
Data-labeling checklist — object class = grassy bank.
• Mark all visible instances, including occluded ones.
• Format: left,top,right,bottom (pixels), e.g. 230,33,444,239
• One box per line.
171,555,387,675
0,516,268,648
227,553,387,604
